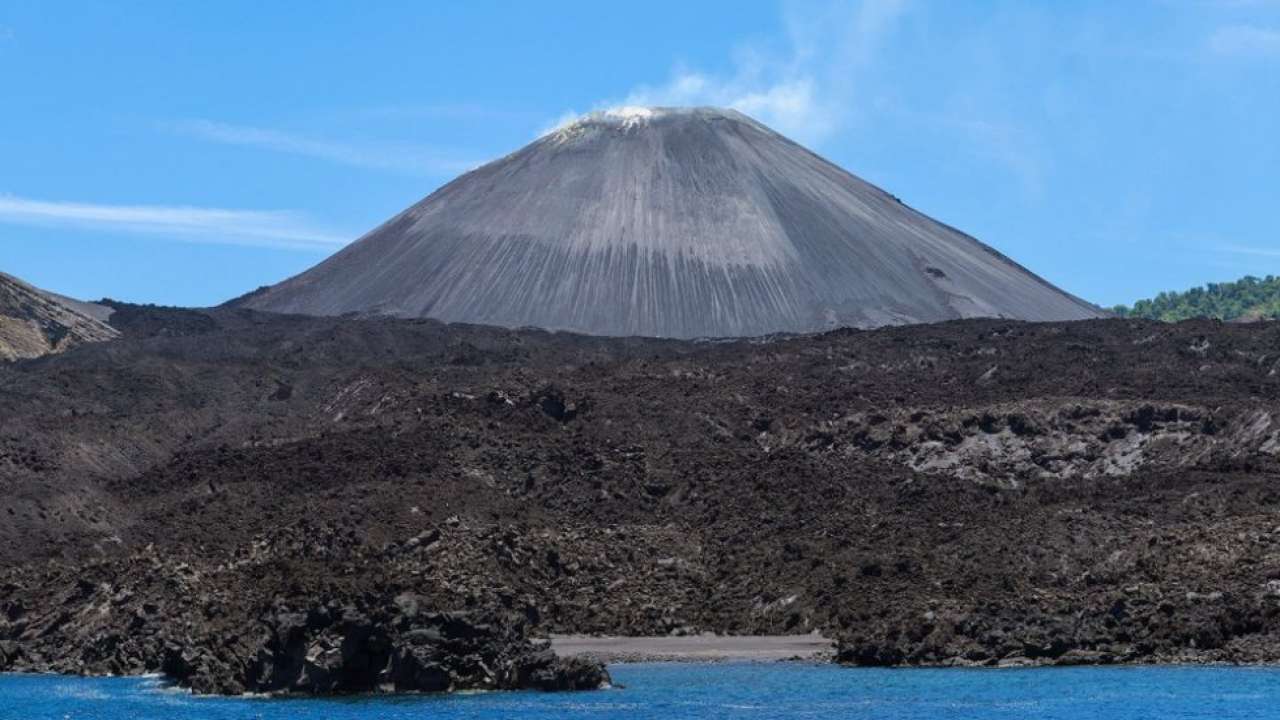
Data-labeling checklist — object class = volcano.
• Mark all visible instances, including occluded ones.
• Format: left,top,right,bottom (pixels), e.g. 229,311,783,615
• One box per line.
238,107,1104,337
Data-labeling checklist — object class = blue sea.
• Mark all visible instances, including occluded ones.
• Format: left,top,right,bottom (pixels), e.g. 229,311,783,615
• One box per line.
3,664,1279,719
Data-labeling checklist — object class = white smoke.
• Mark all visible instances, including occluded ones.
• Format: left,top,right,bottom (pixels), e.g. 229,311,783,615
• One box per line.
546,0,909,145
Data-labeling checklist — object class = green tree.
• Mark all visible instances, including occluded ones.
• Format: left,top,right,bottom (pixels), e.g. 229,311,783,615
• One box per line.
1112,275,1280,322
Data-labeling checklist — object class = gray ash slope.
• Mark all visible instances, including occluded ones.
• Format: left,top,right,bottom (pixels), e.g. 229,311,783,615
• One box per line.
237,107,1103,338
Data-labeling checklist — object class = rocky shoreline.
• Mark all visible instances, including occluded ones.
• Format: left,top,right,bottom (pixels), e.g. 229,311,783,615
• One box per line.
3,310,1280,693
0,556,609,696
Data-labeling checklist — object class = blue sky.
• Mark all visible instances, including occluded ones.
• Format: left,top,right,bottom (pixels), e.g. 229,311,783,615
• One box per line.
1,0,1278,308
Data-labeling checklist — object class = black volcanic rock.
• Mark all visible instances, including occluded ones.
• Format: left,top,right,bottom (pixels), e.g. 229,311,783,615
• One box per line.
237,107,1104,337
0,557,610,697
3,306,1280,682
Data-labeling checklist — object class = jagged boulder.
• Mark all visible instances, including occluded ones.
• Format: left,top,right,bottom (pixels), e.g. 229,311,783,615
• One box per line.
156,598,609,696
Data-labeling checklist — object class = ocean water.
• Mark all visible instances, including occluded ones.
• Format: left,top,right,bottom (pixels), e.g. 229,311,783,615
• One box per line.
2,664,1279,720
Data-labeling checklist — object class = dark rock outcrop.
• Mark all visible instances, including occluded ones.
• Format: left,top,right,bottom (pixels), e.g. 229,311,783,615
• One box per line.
3,306,1280,679
0,565,608,696
835,586,1280,668
159,602,609,695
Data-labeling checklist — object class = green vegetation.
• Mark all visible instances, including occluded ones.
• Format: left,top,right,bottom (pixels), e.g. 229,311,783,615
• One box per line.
1112,275,1280,322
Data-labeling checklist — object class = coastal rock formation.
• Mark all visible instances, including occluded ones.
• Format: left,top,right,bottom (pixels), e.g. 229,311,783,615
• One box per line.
0,272,118,361
0,555,608,695
2,306,1279,682
836,581,1280,668
236,107,1104,337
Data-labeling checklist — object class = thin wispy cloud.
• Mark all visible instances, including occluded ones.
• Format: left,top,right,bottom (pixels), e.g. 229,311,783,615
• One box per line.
167,119,480,176
1208,24,1280,57
0,194,348,251
1222,244,1280,258
550,0,909,145
349,103,541,123
1200,0,1280,8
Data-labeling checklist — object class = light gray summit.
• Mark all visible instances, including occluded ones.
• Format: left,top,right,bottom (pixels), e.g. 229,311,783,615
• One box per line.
238,106,1105,337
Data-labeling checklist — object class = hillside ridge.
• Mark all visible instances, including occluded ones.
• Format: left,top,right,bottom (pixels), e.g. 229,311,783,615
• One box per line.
0,272,119,361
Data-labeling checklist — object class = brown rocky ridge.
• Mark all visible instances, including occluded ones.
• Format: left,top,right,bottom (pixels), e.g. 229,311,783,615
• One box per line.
0,272,118,361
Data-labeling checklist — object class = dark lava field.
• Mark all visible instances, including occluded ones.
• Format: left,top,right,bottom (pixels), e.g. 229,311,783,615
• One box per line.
3,304,1280,690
